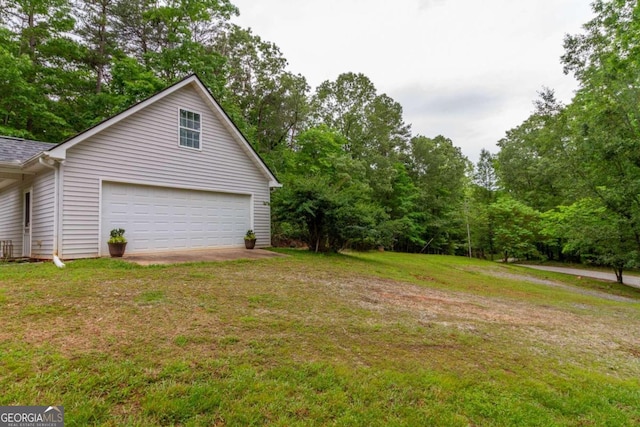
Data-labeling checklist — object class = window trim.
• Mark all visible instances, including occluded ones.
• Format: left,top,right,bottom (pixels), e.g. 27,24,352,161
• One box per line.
178,108,203,151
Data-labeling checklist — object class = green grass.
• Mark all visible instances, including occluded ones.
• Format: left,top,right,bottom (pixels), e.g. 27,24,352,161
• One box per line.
1,250,639,426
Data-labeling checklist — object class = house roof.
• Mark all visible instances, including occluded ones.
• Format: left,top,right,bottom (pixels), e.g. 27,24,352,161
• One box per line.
0,136,56,163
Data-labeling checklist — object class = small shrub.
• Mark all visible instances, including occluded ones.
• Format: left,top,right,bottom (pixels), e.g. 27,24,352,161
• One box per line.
108,228,127,244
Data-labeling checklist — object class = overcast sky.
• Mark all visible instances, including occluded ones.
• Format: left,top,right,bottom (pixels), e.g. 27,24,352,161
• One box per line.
231,0,594,162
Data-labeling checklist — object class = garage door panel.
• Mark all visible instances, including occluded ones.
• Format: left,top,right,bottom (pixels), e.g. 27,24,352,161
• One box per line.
101,182,250,255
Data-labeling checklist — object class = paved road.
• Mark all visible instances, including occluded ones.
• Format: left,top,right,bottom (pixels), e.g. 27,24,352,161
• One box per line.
518,265,640,290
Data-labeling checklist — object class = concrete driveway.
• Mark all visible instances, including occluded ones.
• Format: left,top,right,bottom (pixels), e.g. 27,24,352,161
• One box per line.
122,248,286,266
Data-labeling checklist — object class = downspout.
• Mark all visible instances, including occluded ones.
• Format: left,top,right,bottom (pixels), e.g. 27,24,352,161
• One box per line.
38,156,64,267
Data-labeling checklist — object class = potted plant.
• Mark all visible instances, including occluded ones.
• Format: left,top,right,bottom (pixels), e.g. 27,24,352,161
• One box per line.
244,229,257,249
108,228,127,257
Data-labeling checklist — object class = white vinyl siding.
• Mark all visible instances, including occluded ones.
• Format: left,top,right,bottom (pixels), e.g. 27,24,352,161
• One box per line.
60,85,271,259
0,183,27,255
31,170,55,259
0,174,53,258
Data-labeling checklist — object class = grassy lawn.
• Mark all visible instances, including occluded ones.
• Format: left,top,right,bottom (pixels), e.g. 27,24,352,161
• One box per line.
1,250,639,426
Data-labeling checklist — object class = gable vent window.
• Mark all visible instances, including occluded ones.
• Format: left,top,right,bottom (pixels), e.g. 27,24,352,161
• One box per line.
179,109,201,149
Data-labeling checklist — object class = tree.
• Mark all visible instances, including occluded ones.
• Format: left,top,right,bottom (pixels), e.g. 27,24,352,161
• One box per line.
0,31,35,137
213,25,310,156
495,88,571,212
310,73,412,217
108,56,165,109
74,0,118,93
542,199,639,283
111,0,234,90
376,162,424,251
0,0,89,140
310,72,410,158
407,135,470,254
310,72,376,152
469,149,498,258
559,0,640,267
473,148,498,200
271,127,382,252
489,197,541,262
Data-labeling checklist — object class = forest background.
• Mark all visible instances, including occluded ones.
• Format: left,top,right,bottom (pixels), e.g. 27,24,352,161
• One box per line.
2,0,640,281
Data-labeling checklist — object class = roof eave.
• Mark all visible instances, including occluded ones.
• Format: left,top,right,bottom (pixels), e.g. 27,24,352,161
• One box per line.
0,160,23,174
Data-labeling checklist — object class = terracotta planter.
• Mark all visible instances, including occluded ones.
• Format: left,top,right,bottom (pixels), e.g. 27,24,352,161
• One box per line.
108,242,127,257
244,238,256,249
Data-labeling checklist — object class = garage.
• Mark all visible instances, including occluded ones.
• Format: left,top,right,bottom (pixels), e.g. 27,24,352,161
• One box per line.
101,182,251,255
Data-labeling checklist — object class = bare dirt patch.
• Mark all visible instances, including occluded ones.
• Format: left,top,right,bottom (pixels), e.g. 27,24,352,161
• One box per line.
317,275,640,362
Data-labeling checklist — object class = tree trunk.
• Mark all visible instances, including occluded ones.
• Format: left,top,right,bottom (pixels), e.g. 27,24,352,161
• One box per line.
614,267,623,284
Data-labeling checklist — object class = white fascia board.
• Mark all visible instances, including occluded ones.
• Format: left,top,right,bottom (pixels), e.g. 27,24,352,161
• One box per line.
0,161,32,175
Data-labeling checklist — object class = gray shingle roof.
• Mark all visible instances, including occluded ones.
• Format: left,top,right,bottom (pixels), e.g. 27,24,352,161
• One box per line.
0,136,57,163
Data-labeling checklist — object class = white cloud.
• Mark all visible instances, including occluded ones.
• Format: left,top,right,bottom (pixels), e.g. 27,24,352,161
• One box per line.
232,0,593,161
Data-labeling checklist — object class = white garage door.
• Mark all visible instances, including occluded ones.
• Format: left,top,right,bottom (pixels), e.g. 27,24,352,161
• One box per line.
101,182,251,255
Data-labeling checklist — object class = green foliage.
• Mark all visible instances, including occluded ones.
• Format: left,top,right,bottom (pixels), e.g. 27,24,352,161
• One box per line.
495,88,571,212
407,135,471,254
215,25,309,154
542,198,640,283
109,56,166,108
272,127,383,252
489,196,541,262
489,1,640,275
555,0,640,277
0,0,476,258
0,42,34,136
467,149,498,259
244,229,256,240
108,228,126,244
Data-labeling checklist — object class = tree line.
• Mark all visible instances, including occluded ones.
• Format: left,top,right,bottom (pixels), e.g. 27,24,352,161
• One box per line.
476,0,640,283
0,0,470,255
2,0,638,282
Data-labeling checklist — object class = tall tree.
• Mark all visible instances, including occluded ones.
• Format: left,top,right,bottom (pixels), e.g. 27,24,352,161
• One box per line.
0,30,35,137
215,25,309,155
310,73,411,216
495,88,570,212
490,196,541,263
272,127,382,252
469,149,498,258
0,0,86,140
74,0,117,93
111,0,234,90
407,135,470,254
542,198,639,284
310,72,410,159
310,72,376,154
560,0,640,261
